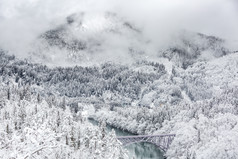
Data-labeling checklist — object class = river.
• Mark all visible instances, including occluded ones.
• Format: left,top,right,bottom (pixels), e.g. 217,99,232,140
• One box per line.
88,118,165,159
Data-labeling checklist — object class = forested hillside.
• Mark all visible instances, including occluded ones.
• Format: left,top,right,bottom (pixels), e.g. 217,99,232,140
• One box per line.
0,50,165,102
0,1,238,157
0,74,127,159
1,46,237,158
2,26,238,158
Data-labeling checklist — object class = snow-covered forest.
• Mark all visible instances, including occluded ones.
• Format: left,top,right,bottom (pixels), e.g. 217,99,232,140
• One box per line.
0,0,238,158
1,43,238,158
0,74,128,159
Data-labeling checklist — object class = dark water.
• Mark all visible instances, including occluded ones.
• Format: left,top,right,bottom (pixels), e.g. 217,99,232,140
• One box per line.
88,118,164,159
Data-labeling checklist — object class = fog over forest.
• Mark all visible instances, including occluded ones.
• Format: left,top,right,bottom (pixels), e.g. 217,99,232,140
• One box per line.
0,0,238,159
0,0,237,65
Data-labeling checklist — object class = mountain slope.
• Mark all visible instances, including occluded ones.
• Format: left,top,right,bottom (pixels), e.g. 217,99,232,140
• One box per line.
23,12,231,68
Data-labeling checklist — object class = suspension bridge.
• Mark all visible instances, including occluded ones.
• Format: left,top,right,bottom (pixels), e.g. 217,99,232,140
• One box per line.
117,134,175,152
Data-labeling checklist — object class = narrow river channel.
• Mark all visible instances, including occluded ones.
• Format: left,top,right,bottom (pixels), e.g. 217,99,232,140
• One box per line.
88,118,164,159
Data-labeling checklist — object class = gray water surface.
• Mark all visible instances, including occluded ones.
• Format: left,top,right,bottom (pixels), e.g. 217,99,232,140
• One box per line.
88,118,164,159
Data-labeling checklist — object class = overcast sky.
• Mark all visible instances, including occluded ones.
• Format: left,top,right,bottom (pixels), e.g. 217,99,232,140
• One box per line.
0,0,237,57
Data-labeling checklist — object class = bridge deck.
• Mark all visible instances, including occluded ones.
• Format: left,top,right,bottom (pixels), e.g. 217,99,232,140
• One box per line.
117,134,176,152
117,134,176,139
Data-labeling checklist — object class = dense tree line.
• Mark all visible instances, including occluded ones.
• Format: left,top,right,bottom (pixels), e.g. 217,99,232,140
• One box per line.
0,50,165,102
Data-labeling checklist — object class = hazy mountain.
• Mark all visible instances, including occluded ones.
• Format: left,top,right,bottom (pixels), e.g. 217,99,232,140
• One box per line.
29,12,146,65
24,12,231,68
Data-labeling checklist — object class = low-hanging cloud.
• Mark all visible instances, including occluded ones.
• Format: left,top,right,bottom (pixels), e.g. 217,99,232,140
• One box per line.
0,0,237,60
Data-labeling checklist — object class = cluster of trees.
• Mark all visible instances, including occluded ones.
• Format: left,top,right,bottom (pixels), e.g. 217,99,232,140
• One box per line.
93,87,238,158
0,50,165,102
93,104,173,135
0,77,128,159
156,87,238,159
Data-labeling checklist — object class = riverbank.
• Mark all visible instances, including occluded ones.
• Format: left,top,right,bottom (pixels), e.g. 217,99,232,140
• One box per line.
91,103,176,136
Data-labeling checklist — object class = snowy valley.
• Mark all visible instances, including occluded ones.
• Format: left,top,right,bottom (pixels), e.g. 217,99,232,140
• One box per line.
0,1,238,158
